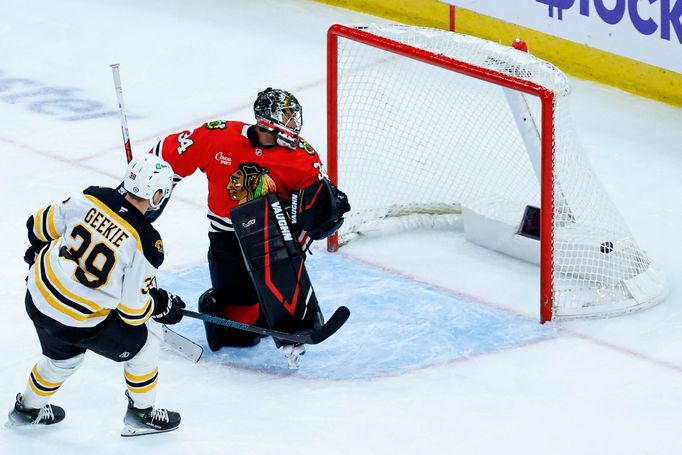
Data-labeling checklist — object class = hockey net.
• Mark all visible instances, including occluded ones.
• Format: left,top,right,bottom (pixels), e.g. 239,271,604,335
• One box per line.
326,24,667,322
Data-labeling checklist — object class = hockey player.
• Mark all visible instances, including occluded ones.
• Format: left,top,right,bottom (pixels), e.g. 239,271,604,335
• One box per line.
148,88,349,367
8,154,186,436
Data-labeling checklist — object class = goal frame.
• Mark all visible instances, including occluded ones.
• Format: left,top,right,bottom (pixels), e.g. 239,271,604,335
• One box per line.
326,24,557,323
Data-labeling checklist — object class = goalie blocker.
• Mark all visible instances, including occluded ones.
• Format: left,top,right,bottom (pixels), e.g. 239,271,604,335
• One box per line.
231,193,323,346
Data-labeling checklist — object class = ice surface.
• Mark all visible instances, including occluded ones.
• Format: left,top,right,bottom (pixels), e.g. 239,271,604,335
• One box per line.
1,1,681,454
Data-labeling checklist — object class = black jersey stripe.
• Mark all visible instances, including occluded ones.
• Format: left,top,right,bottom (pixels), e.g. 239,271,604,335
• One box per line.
153,141,162,157
45,205,59,239
38,250,97,317
116,301,153,326
40,206,53,241
209,221,234,232
207,213,232,228
116,303,152,320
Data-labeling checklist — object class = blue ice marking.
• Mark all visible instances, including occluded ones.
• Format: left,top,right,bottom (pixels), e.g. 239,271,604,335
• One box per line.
0,69,132,121
158,253,557,380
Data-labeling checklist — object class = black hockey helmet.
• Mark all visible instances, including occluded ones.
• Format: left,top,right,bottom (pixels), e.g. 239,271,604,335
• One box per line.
254,87,302,149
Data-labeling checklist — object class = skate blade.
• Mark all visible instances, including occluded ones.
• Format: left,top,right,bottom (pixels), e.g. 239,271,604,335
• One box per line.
121,423,178,437
6,411,31,428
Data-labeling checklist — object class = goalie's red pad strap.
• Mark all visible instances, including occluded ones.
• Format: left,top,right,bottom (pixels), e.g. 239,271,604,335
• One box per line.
219,302,260,325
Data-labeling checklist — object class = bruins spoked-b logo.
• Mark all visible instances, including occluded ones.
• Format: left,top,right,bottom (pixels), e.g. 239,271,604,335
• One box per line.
226,162,277,205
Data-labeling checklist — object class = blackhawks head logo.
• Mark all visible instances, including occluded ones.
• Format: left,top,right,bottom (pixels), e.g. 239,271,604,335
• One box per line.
227,162,277,204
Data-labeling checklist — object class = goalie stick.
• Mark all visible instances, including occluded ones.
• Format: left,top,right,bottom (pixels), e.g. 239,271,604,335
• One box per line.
182,305,350,345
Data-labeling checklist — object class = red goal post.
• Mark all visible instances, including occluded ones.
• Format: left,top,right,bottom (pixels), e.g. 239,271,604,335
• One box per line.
325,24,667,323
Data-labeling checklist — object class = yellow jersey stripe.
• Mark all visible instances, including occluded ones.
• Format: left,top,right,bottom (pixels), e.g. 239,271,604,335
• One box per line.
124,368,159,383
118,299,153,316
44,248,104,313
84,194,142,253
34,264,88,322
46,204,59,239
117,303,153,326
34,250,111,322
34,208,47,242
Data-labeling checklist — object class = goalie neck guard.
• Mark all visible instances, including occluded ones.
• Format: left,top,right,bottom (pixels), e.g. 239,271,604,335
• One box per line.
253,87,302,149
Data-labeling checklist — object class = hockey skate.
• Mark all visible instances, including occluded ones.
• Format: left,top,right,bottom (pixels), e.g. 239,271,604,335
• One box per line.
279,343,306,369
121,391,180,437
6,393,65,426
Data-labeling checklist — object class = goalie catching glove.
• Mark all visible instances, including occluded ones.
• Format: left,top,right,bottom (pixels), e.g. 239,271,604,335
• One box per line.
150,288,186,325
290,179,350,240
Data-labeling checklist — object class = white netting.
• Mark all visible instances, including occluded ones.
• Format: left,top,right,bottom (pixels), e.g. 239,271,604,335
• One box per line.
332,24,667,319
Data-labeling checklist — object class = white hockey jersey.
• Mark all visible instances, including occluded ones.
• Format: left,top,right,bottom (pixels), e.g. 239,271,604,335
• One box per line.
26,186,164,328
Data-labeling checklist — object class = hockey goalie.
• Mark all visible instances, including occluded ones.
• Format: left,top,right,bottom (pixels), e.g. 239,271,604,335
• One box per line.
147,87,350,368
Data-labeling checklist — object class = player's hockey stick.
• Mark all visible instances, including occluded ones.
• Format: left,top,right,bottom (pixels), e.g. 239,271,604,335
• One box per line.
109,64,203,361
182,306,350,345
110,64,133,163
110,63,171,217
147,320,203,363
160,325,203,362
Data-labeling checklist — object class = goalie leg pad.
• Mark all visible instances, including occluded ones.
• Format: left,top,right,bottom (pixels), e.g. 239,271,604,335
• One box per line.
198,288,261,350
231,194,323,337
206,232,263,348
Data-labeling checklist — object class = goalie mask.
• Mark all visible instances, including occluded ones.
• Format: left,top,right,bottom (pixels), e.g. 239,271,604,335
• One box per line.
254,87,303,149
123,155,174,210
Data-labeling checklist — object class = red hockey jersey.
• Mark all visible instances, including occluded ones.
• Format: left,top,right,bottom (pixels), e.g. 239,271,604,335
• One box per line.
151,120,325,232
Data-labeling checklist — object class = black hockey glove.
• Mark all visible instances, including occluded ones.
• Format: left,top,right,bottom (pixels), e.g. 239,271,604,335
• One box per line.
24,246,37,266
150,288,186,325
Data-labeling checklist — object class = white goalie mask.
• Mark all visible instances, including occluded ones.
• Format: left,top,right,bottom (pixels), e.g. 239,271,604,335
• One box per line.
123,155,174,210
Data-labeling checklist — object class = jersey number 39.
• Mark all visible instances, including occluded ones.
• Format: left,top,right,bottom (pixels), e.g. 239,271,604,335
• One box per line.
65,225,117,289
